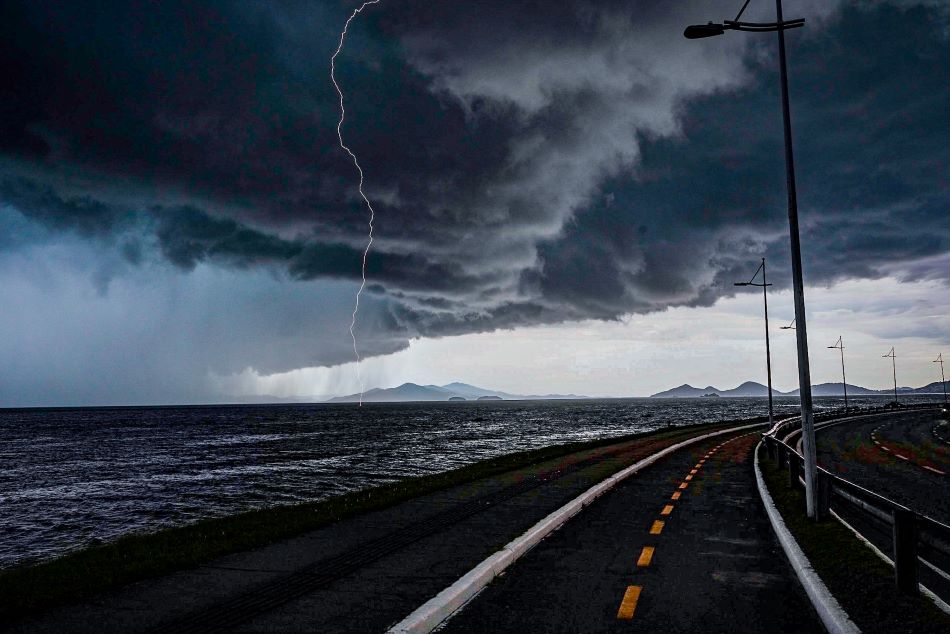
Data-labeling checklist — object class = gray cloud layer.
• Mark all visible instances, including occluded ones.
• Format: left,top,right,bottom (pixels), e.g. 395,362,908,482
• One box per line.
1,0,948,391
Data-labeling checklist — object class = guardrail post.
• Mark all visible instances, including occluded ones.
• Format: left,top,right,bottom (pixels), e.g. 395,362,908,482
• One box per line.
815,471,831,521
788,455,800,489
765,437,775,461
892,508,918,595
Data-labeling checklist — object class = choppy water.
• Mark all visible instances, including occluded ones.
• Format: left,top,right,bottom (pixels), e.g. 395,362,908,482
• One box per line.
0,394,937,569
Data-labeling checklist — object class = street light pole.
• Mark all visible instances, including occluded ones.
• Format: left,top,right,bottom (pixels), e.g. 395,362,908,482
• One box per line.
774,0,819,520
936,354,948,406
734,258,775,428
828,336,848,410
883,347,898,402
683,0,818,517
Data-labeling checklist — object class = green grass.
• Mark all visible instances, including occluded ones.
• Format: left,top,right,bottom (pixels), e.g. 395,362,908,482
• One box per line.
759,446,950,634
1,417,756,622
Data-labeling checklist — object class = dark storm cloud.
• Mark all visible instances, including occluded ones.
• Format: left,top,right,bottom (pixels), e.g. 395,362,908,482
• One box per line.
1,0,948,371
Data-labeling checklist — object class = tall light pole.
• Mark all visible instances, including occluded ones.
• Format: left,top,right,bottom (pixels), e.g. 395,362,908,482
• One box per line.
828,336,848,410
734,258,775,428
883,347,898,402
684,1,820,518
935,353,947,406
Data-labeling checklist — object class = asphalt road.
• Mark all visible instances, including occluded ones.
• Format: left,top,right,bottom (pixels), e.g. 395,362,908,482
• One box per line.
441,432,822,634
7,426,748,634
814,408,950,607
815,409,950,525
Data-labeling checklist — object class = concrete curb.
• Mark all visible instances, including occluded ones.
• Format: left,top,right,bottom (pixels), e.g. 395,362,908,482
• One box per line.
753,440,861,634
387,422,764,633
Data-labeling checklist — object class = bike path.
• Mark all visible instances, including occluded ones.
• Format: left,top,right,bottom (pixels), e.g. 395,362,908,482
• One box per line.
442,432,823,633
6,427,736,633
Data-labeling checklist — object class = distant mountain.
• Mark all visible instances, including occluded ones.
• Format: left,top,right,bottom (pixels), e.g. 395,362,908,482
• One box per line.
718,381,786,397
328,382,585,403
650,382,784,398
787,383,882,397
440,382,513,399
909,381,950,395
653,380,948,398
650,384,718,398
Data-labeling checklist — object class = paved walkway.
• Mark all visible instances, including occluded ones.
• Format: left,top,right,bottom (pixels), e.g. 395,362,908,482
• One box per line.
7,427,735,633
443,432,823,633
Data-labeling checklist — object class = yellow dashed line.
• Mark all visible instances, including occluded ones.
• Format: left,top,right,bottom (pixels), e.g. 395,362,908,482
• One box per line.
617,585,642,620
637,546,655,567
671,491,681,500
684,474,693,481
689,469,698,475
650,520,665,535
661,505,674,516
678,482,689,490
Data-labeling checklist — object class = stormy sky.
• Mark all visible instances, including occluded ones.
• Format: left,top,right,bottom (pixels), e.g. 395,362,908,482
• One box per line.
1,1,948,405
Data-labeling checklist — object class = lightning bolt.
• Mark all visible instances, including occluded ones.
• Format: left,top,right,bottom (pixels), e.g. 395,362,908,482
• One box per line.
331,0,382,406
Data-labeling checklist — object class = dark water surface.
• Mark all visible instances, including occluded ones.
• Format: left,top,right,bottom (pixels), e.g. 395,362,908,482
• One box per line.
0,395,936,568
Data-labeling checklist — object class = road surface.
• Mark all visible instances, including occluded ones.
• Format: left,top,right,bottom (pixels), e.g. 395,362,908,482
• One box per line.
442,432,822,633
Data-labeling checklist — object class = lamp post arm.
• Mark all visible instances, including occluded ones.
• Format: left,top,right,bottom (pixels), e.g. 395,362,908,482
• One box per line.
723,19,805,32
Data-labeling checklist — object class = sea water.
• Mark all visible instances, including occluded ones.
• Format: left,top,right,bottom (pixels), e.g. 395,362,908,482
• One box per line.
0,395,935,568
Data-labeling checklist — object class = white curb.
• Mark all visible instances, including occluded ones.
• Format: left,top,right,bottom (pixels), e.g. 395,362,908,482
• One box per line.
754,440,861,634
387,422,764,633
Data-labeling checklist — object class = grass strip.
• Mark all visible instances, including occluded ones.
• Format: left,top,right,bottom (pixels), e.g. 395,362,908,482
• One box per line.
2,417,756,622
759,445,950,633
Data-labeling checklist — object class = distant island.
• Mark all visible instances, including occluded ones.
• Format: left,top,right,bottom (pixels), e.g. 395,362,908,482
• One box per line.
650,380,948,398
328,382,586,403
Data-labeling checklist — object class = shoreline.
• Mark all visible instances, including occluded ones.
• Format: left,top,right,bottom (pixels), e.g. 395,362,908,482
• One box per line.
1,415,765,624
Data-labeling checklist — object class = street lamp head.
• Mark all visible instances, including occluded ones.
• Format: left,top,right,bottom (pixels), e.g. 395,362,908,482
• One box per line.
733,282,749,287
684,22,725,39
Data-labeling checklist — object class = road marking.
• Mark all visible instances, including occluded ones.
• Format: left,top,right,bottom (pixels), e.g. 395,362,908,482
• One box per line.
689,469,698,475
617,585,642,620
650,520,665,535
684,474,693,482
922,465,946,475
678,482,689,490
671,491,681,500
661,505,674,516
880,446,891,452
637,546,655,567
895,453,908,461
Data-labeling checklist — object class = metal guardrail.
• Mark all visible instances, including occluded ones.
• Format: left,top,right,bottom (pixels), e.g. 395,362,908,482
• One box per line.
762,403,950,596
